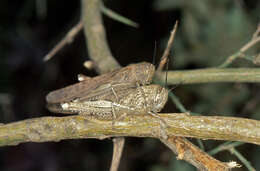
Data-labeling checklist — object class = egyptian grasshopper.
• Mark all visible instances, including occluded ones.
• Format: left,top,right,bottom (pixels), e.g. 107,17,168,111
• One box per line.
46,62,168,120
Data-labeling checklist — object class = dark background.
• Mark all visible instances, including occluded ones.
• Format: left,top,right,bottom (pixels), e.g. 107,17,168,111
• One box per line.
0,0,259,170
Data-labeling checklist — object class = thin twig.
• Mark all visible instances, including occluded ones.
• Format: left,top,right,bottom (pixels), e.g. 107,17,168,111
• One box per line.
208,141,244,156
43,3,139,62
110,138,125,171
219,24,260,68
43,21,83,61
240,36,260,53
252,23,260,40
240,24,260,52
100,2,139,28
157,21,178,71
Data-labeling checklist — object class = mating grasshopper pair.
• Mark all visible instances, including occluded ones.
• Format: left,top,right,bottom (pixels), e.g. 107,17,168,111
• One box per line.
46,62,168,121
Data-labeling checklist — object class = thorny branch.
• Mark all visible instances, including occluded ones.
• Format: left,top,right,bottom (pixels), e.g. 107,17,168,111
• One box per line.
2,114,259,169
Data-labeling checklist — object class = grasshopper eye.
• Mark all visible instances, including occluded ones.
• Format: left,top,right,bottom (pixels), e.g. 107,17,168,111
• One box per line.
152,86,168,113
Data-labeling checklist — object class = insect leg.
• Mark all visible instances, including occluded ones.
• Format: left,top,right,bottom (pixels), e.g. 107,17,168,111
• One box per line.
110,85,119,102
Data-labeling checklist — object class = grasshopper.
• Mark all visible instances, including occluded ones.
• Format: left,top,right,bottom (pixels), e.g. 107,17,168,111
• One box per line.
46,62,155,104
46,61,168,124
47,84,168,120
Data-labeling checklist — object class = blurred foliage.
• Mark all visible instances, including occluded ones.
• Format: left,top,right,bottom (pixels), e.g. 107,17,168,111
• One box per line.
154,0,257,68
0,0,259,171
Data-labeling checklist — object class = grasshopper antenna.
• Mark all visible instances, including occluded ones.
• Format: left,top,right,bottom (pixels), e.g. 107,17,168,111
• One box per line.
152,41,157,65
168,84,179,93
164,56,179,93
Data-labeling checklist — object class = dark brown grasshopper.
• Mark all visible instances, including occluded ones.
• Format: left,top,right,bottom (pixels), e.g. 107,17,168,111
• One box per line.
46,62,155,104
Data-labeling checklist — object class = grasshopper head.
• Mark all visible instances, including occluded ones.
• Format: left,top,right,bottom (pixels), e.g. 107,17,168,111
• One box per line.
142,85,168,113
131,62,155,85
150,85,168,113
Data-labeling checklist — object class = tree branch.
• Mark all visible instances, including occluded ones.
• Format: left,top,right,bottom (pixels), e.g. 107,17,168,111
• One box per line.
1,113,259,146
157,68,260,84
81,0,120,73
161,137,234,171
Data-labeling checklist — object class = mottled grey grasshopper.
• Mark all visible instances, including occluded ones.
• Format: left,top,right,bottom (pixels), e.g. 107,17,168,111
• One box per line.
47,84,168,120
